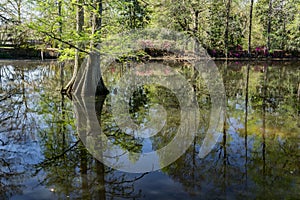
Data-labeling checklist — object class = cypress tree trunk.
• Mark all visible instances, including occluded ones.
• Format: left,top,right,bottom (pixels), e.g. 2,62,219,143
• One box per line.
72,0,108,96
63,0,84,94
90,0,109,96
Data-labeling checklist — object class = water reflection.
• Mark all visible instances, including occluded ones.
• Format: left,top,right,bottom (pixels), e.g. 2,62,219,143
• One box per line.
0,61,58,199
0,60,299,199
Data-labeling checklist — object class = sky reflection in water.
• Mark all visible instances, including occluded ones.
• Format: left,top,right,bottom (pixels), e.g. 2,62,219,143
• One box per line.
0,60,299,199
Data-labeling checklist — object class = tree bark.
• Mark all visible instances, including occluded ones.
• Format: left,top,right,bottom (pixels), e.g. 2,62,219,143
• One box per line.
63,0,108,96
90,0,109,96
73,52,101,96
62,0,84,94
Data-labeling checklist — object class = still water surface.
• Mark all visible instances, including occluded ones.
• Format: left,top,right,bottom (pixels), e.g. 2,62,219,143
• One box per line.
0,60,299,199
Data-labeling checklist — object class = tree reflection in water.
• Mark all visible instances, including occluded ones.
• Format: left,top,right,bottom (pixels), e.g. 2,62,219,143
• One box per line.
0,60,299,199
0,61,50,199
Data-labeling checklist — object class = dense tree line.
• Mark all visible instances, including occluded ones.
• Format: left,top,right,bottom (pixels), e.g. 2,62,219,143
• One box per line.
0,0,299,57
0,0,299,58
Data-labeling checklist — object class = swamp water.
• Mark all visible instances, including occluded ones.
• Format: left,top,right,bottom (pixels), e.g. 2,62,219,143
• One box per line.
0,60,299,199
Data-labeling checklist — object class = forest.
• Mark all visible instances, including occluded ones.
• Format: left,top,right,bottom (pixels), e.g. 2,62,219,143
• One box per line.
0,0,299,60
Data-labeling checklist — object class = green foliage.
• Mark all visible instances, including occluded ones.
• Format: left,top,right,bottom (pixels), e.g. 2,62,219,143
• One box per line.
2,0,298,57
208,0,226,50
286,1,300,51
116,0,151,29
255,0,300,50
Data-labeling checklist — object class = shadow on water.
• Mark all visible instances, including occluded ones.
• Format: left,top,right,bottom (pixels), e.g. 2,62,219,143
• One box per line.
0,60,299,199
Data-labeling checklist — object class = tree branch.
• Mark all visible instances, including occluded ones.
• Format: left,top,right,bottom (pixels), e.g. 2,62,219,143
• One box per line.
40,31,90,54
0,13,18,24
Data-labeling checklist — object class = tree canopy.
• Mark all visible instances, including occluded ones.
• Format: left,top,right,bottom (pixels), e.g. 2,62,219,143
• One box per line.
0,0,299,56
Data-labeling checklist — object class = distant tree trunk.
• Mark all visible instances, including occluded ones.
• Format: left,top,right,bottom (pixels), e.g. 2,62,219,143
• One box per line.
267,0,273,54
58,0,62,37
248,0,254,56
17,0,21,23
281,17,286,50
224,0,232,59
63,0,84,94
280,0,286,50
55,0,63,50
193,9,200,53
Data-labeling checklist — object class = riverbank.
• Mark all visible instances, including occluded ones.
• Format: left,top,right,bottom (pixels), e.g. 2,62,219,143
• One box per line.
0,47,58,59
1,47,299,62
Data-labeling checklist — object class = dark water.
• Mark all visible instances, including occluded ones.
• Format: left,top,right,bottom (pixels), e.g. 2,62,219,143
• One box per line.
0,60,299,199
